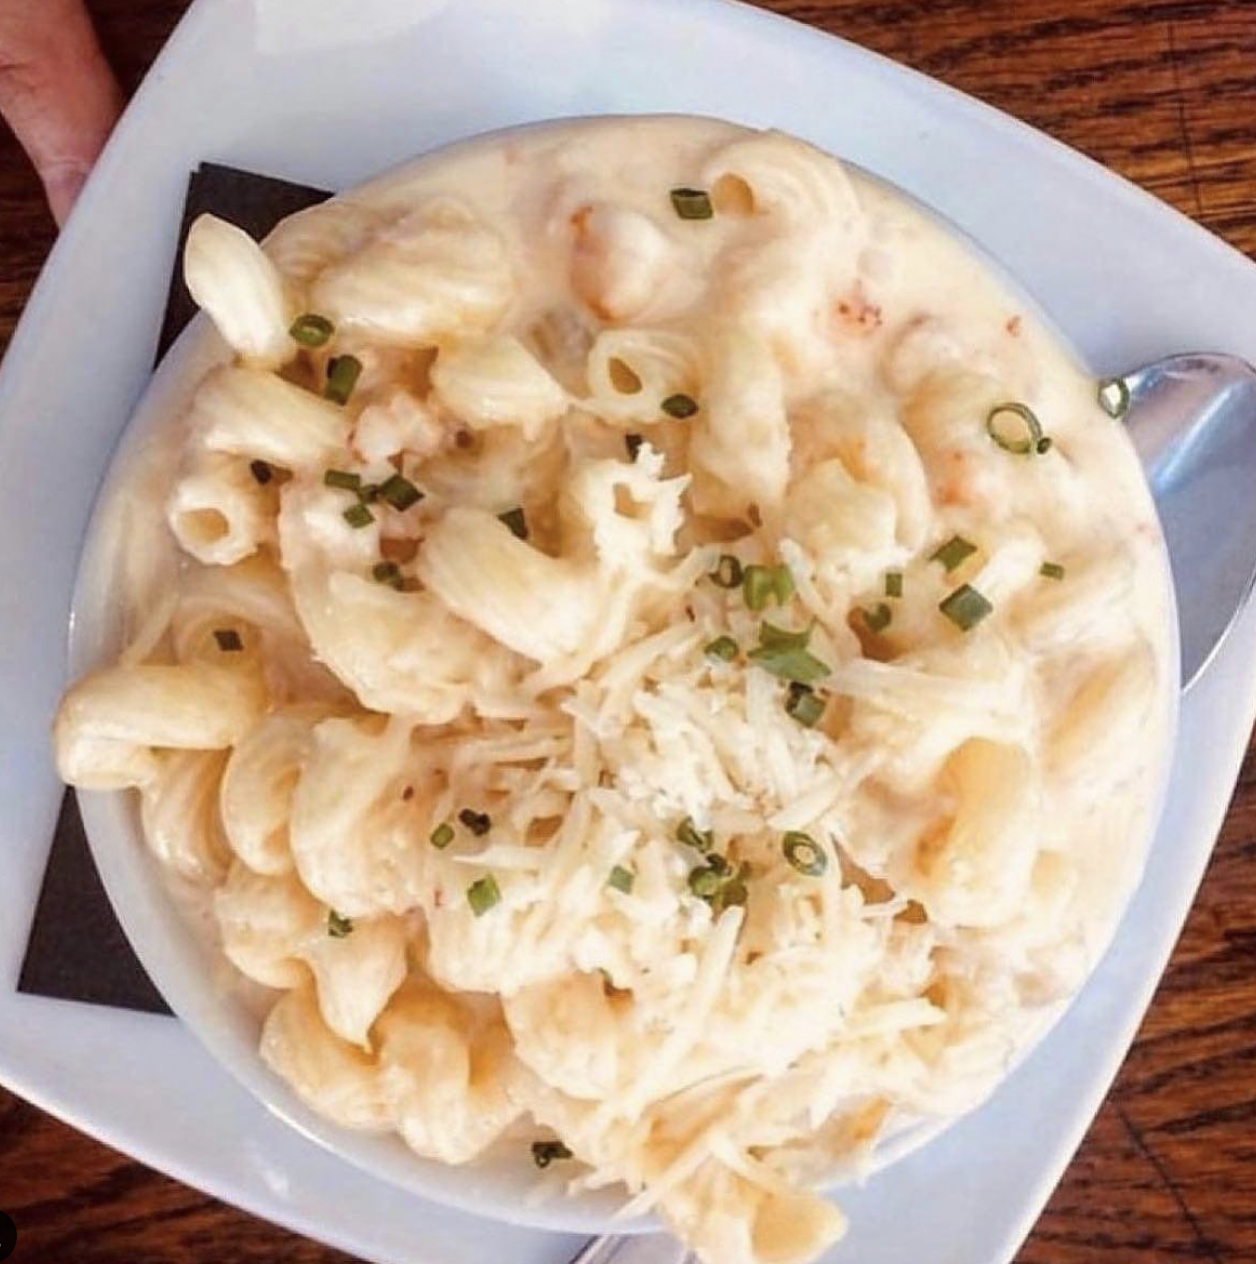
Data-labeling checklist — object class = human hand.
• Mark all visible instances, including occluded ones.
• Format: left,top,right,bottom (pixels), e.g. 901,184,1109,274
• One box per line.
0,0,123,226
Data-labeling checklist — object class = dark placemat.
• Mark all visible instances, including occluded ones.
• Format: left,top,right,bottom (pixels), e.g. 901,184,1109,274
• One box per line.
18,164,331,1015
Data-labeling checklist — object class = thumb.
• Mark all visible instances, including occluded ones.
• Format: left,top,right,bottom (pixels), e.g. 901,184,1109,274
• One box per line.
0,0,123,225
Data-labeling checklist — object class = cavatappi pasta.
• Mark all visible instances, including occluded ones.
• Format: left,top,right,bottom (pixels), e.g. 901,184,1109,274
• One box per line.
55,117,1173,1264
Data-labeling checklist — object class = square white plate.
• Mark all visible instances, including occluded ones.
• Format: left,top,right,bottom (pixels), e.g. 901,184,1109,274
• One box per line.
3,2,1256,1262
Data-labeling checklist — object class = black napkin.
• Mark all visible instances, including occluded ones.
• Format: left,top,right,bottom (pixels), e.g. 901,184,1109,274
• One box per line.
18,164,332,1015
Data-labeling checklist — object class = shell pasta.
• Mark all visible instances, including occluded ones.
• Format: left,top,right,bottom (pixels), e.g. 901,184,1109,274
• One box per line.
55,117,1173,1264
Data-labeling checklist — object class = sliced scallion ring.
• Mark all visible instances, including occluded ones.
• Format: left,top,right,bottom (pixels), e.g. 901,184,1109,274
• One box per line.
784,682,825,728
289,313,334,347
986,401,1046,455
1098,376,1131,419
930,535,977,573
466,875,501,917
669,188,714,220
939,583,993,631
782,831,827,877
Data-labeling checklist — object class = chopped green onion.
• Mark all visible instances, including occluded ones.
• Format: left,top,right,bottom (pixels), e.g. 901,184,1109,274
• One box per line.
373,560,404,588
783,831,827,877
756,621,811,651
1040,561,1066,581
939,583,993,632
688,863,725,898
705,635,739,662
289,313,335,347
743,563,794,611
1036,436,1053,454
861,602,893,634
466,875,501,917
661,392,699,419
986,401,1047,455
705,852,731,877
930,535,977,573
711,554,743,589
884,571,903,599
531,1140,573,1169
1098,376,1131,419
343,502,374,529
498,507,529,540
358,482,380,504
670,188,713,220
327,909,354,938
608,865,636,894
784,681,825,728
429,822,454,849
377,474,424,511
213,628,243,652
458,808,492,837
677,816,714,853
324,354,363,405
625,433,644,461
324,468,362,492
747,643,829,684
249,459,273,485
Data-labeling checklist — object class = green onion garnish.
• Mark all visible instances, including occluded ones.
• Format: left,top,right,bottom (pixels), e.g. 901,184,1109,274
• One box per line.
466,875,501,917
784,681,825,728
939,583,994,631
625,433,644,461
860,603,892,634
884,571,903,598
756,621,811,650
705,635,739,662
324,468,361,492
608,865,636,894
430,822,454,849
289,313,335,348
324,354,363,405
688,863,725,898
930,535,977,573
458,808,492,837
743,563,794,611
1098,377,1131,419
661,392,699,419
677,816,714,853
327,909,354,938
358,482,380,504
343,502,374,529
249,459,273,485
498,507,528,540
711,554,743,589
531,1140,573,1169
377,474,424,511
986,401,1048,455
1040,561,1066,580
670,188,714,220
748,643,829,684
213,628,243,652
782,831,827,877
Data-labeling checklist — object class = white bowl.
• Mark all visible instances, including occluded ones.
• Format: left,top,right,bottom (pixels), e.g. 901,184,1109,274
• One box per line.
68,115,1179,1237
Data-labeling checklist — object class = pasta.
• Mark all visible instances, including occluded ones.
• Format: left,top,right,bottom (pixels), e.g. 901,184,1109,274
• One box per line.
55,117,1173,1264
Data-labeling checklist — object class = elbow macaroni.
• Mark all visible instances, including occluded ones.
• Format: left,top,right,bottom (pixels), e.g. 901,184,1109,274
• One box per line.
54,118,1172,1264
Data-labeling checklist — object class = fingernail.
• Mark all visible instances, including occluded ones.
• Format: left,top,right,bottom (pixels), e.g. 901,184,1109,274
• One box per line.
43,164,90,228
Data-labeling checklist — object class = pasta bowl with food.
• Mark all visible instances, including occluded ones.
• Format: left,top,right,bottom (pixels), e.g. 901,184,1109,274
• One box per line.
54,115,1178,1264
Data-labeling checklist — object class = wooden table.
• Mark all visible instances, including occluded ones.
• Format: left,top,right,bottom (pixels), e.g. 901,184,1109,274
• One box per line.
3,1,1255,1260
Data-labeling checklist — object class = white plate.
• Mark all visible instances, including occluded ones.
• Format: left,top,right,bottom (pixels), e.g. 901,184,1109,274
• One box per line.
2,1,1254,1262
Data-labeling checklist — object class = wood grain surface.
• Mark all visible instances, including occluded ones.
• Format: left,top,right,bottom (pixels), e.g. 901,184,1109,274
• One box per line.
3,1,1255,1260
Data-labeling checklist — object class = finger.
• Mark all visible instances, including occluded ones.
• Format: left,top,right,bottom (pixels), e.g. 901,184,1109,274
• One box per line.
0,0,123,224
